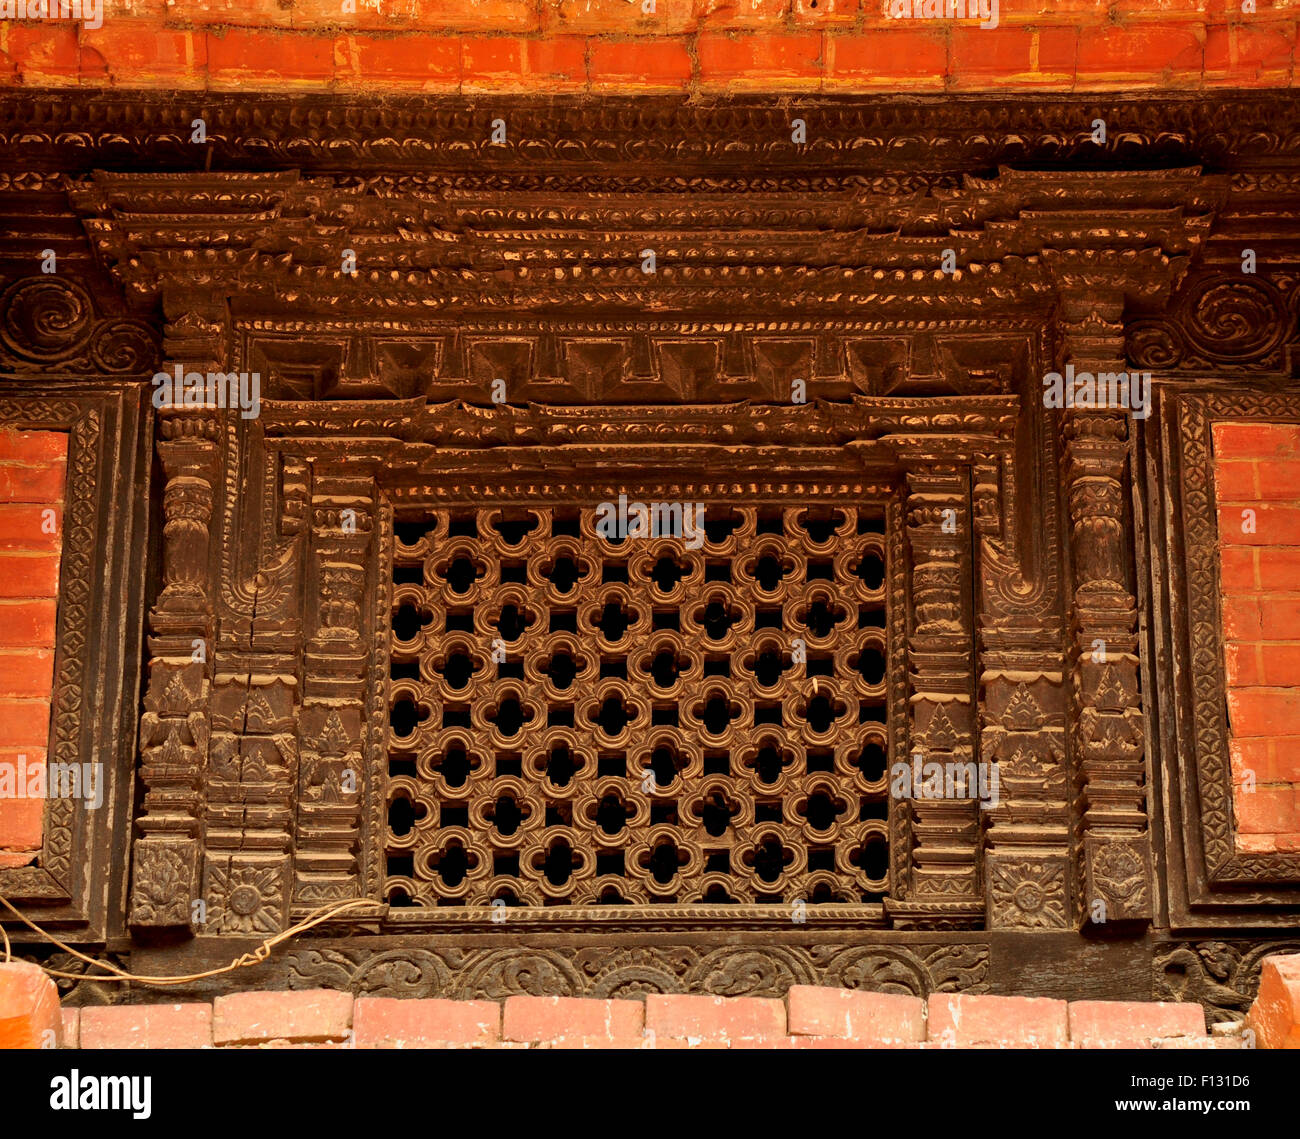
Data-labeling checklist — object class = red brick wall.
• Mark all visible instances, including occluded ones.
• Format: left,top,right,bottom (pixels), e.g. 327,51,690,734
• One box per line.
0,429,67,869
1214,421,1300,855
0,1,1294,93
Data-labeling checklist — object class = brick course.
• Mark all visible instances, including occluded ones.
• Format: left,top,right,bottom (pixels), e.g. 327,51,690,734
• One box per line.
0,978,1265,1049
0,4,1295,93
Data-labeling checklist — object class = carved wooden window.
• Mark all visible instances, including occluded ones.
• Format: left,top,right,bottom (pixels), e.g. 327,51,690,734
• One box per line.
385,501,892,909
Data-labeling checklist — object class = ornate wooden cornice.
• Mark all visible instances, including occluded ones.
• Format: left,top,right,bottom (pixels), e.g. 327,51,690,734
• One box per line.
4,92,1300,178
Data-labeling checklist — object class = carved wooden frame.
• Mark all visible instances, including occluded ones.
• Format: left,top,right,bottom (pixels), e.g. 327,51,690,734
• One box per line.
1148,380,1300,926
258,394,1017,934
0,380,151,941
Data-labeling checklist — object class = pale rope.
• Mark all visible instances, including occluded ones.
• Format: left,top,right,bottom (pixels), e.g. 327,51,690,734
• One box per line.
0,893,377,984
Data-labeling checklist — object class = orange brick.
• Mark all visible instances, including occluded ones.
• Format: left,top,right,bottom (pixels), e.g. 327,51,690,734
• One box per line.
0,750,45,851
0,700,52,748
1214,459,1259,502
0,650,54,691
825,29,947,88
0,506,61,551
0,432,67,464
1247,953,1300,1048
0,851,37,868
1257,547,1300,591
212,989,353,1045
3,24,80,85
1256,460,1300,501
927,993,1068,1047
1220,504,1300,547
1221,596,1263,640
1223,641,1261,687
353,997,500,1047
1230,737,1274,784
1068,1000,1206,1048
0,463,66,505
0,961,62,1049
1205,22,1295,86
461,36,524,89
503,995,644,1042
414,0,542,32
1228,688,1300,738
81,1004,214,1049
337,34,461,88
550,0,696,34
645,993,786,1041
949,26,1077,84
207,29,336,87
80,25,206,88
526,37,588,87
1075,23,1204,85
589,39,692,89
1213,421,1300,461
787,985,925,1043
699,0,791,27
697,31,823,89
790,0,861,26
0,556,61,599
1233,784,1298,834
1219,546,1258,592
1258,644,1300,687
0,602,58,648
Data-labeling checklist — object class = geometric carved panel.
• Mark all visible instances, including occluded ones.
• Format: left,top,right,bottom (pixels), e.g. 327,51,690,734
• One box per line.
386,501,892,910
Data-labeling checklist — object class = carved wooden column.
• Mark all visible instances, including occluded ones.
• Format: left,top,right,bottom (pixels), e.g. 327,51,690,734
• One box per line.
1057,290,1152,926
128,295,226,932
889,460,982,927
293,459,376,912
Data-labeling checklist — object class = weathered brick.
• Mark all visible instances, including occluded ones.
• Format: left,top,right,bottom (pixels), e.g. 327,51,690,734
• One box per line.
787,985,925,1043
0,464,66,505
213,989,353,1045
589,39,693,89
353,997,500,1046
927,993,1068,1047
0,699,53,747
503,995,645,1042
645,993,786,1041
1075,22,1204,85
697,32,823,90
1257,546,1300,590
825,29,947,88
81,1003,214,1049
1068,1000,1206,1048
0,651,55,699
0,961,62,1049
337,34,461,87
0,432,67,464
80,25,207,88
61,1007,79,1049
1214,458,1260,502
0,556,61,599
207,28,337,87
0,750,44,851
1232,784,1297,834
1218,546,1258,592
1227,689,1300,739
0,602,58,648
1213,421,1300,460
1205,22,1295,86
